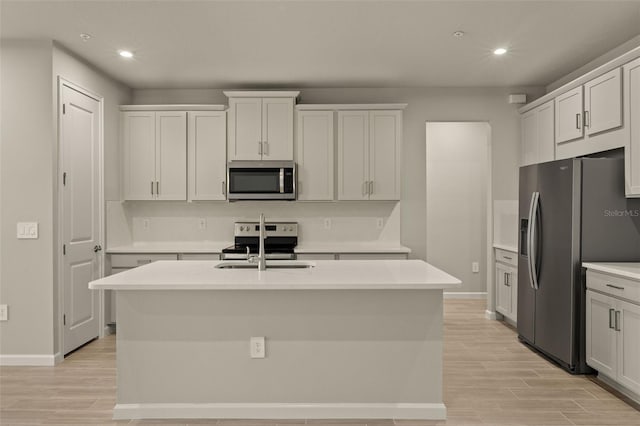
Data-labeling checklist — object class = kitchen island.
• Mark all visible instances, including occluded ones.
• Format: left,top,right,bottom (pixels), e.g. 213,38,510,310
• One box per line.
89,260,460,421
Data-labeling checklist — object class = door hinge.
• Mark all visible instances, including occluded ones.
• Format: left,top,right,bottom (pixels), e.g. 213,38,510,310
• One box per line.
63,172,67,186
62,104,66,114
63,314,66,326
63,244,66,255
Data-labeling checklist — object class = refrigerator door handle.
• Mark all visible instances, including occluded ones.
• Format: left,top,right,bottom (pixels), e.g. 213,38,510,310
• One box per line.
528,191,541,290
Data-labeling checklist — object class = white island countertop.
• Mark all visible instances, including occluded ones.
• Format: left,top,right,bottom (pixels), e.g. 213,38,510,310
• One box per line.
89,259,461,291
582,262,640,281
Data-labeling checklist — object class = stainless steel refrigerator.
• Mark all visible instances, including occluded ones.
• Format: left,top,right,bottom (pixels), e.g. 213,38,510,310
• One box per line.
518,155,640,374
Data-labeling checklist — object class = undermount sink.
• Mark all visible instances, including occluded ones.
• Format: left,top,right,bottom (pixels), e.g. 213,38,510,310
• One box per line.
215,260,316,270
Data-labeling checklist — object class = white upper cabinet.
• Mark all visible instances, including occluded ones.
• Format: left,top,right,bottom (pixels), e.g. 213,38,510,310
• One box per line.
584,68,622,136
188,111,227,201
338,110,402,201
155,112,187,200
521,100,554,166
225,91,298,161
123,111,186,201
296,110,334,201
554,68,624,160
123,112,156,200
625,57,640,197
555,86,584,144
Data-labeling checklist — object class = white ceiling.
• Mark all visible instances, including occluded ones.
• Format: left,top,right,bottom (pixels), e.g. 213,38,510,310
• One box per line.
2,0,640,89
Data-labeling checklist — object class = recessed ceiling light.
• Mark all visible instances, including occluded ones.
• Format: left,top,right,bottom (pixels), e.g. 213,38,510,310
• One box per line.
118,50,134,59
494,47,507,56
452,30,465,38
79,33,91,42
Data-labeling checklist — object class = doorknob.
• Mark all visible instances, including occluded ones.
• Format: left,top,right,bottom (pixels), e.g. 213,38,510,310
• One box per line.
93,245,102,253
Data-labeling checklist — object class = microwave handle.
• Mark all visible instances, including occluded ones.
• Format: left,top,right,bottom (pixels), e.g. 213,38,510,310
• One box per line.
279,168,284,193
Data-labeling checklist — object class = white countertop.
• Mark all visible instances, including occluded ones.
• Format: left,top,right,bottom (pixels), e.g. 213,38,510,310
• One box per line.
107,241,232,254
107,242,410,254
89,260,460,291
294,242,411,254
582,262,640,281
493,243,518,253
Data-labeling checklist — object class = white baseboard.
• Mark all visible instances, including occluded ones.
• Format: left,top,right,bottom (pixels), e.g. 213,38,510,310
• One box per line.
596,373,640,405
0,354,57,366
113,402,447,421
485,310,497,320
54,352,63,365
444,292,487,299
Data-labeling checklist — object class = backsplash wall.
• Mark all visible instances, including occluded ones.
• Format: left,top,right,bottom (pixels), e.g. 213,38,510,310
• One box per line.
107,200,401,248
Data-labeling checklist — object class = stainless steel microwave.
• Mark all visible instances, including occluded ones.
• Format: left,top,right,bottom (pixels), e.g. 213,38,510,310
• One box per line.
227,161,296,201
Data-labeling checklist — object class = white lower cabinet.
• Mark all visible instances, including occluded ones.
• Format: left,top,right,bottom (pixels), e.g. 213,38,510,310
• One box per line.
495,248,517,323
586,270,640,400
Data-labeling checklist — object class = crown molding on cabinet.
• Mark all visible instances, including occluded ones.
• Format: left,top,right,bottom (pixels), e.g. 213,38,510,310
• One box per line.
296,103,408,111
519,46,640,114
223,91,300,98
119,105,226,111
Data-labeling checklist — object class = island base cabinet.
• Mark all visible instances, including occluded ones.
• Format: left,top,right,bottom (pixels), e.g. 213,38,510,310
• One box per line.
113,289,447,420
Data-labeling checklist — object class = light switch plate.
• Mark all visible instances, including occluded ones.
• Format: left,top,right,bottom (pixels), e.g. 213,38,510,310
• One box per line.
250,336,265,358
17,222,38,239
0,305,7,321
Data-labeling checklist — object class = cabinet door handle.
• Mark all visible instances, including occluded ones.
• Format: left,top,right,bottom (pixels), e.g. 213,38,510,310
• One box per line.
151,181,154,195
609,308,615,329
362,181,368,196
156,181,159,195
505,272,510,286
503,256,512,260
584,110,590,127
258,141,263,155
576,113,581,130
369,181,374,195
263,141,269,156
615,310,621,332
222,181,226,195
606,284,624,290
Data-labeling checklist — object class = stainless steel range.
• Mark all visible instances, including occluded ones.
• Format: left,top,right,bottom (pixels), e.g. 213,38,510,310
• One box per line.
221,222,298,260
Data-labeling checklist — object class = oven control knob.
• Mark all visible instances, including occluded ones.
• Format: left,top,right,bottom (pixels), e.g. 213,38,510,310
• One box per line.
240,226,245,232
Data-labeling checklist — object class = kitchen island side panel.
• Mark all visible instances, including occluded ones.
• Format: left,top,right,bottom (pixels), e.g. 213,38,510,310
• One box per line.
116,289,443,405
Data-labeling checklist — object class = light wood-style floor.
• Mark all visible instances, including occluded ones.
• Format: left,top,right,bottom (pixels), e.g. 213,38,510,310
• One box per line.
1,299,639,425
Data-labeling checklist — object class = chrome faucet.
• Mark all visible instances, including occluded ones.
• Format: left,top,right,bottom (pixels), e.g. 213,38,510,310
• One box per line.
248,213,267,270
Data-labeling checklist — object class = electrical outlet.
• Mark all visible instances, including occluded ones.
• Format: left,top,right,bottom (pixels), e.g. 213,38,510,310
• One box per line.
143,218,150,229
472,262,480,273
324,218,332,230
198,218,207,229
250,336,265,358
376,218,384,229
0,305,8,321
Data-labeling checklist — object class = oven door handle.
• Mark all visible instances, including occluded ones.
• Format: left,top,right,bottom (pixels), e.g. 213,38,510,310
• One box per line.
279,168,285,193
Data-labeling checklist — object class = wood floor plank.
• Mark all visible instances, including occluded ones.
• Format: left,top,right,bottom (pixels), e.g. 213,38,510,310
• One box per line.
1,300,638,425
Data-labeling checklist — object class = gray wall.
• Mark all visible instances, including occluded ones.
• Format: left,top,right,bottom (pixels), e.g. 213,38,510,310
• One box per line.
0,40,130,358
133,86,546,262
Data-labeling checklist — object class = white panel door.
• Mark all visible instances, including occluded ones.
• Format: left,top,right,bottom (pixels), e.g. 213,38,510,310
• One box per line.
555,86,584,143
188,111,227,201
61,84,100,354
586,290,617,377
584,68,622,136
521,108,538,166
228,97,262,160
369,110,401,200
123,111,155,200
262,97,294,160
537,101,555,163
625,57,640,197
155,112,186,200
296,110,334,200
617,299,640,395
338,111,369,200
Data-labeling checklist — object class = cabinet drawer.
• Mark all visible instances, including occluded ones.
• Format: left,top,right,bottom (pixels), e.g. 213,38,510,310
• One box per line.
110,253,178,268
180,254,220,261
495,248,517,266
587,270,640,305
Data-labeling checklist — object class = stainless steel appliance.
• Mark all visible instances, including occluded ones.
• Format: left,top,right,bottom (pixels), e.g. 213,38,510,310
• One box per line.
518,155,640,373
221,221,298,260
227,161,296,201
